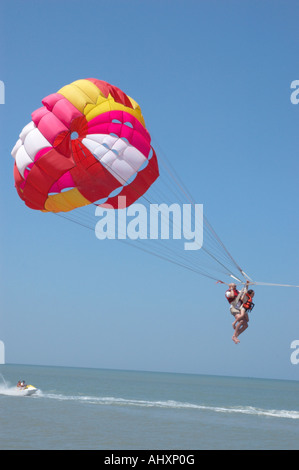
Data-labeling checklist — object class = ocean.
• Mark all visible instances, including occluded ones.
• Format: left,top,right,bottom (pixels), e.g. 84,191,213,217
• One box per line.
0,364,298,451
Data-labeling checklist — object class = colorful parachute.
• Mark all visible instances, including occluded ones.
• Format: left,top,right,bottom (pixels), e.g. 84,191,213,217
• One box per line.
12,78,159,212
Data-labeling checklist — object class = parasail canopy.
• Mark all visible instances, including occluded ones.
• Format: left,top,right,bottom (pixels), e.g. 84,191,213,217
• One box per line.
11,78,159,212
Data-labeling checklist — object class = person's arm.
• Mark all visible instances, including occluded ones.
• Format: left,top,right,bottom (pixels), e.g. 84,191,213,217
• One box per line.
240,281,250,301
226,289,235,299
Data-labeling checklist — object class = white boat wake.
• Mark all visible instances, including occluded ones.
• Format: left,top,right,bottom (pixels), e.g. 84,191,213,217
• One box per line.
37,391,299,420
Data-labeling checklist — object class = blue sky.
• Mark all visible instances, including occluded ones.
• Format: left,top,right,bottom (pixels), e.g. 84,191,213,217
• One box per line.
0,0,298,380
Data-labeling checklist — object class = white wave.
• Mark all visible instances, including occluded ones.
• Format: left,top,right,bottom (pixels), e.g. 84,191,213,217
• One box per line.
37,392,299,420
0,384,25,397
0,384,41,398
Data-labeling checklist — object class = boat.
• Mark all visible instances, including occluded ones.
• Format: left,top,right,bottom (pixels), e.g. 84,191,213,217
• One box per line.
17,384,38,396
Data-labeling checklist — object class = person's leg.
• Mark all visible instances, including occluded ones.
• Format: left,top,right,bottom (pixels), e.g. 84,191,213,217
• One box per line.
235,320,248,338
232,315,239,329
232,309,245,329
232,320,242,343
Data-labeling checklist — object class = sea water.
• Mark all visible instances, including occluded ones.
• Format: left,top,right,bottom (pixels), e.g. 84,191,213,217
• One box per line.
0,364,298,450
